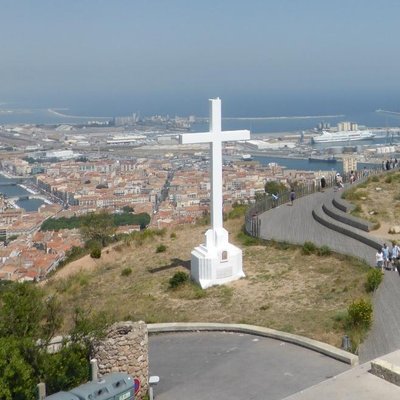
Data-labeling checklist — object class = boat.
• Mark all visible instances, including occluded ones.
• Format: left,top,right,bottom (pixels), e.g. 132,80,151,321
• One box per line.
241,154,253,161
308,156,337,163
312,130,375,143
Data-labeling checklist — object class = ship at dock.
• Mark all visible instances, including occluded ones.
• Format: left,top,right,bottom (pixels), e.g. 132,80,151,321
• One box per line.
312,129,375,143
308,155,337,163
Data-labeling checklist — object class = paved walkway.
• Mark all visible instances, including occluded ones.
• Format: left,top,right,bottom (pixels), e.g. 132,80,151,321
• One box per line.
149,331,349,400
258,188,376,263
257,187,400,362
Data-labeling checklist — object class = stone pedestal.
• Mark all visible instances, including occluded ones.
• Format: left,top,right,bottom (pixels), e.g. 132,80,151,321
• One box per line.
190,228,245,288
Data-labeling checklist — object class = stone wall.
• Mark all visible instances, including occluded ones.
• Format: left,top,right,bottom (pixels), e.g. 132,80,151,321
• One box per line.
93,321,148,399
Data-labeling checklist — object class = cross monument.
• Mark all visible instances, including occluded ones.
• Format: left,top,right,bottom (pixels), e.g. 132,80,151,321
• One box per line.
180,98,250,288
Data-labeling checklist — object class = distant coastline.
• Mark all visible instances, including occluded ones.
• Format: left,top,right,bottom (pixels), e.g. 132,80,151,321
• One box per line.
222,114,345,121
376,109,400,116
47,108,111,120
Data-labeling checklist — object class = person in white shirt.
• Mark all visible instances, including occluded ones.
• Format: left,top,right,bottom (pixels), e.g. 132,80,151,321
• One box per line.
376,248,384,271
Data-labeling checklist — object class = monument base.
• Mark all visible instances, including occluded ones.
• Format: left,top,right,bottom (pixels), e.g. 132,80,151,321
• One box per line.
190,237,245,289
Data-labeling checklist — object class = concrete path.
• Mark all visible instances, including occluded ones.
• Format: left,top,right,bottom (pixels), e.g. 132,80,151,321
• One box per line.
258,187,376,263
257,187,400,362
149,331,349,400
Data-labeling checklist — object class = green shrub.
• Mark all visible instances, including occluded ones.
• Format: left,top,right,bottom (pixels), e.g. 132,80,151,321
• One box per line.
371,175,380,182
343,189,368,201
317,245,332,256
237,231,260,246
302,241,317,255
351,204,362,217
156,244,167,253
169,271,189,289
121,267,132,277
170,232,177,239
90,247,101,259
385,175,393,184
365,268,383,292
347,298,373,329
227,204,247,219
332,310,348,323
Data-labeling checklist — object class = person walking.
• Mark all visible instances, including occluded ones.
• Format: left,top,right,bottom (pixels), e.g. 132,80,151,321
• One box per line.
289,188,296,206
320,176,326,192
376,248,384,272
392,242,400,271
382,243,390,270
335,173,344,190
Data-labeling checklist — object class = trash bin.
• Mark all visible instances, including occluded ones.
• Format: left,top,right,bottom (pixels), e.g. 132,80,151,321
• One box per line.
44,392,80,400
44,372,135,400
70,372,135,400
342,335,351,351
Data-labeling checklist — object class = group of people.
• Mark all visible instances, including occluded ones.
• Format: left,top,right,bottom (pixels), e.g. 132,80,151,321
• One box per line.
382,158,398,171
376,242,400,272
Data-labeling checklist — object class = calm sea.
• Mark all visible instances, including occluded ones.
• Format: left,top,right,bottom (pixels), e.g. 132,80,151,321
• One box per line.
1,107,400,133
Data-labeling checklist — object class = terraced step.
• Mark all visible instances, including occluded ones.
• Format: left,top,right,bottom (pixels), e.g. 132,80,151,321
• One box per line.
332,191,355,213
312,203,383,253
322,201,373,232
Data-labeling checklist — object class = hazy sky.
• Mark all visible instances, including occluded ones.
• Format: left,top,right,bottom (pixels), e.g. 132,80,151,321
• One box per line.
1,0,399,116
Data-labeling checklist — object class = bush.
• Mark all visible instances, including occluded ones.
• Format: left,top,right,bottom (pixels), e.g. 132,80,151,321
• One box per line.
227,204,247,219
170,232,177,239
237,231,261,246
169,271,189,289
385,175,393,184
317,245,332,256
156,244,167,253
366,268,383,292
121,267,132,277
302,241,317,255
371,175,380,182
90,247,101,259
347,298,373,329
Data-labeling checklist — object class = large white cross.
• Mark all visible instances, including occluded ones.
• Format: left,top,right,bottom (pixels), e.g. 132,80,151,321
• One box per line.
180,98,250,245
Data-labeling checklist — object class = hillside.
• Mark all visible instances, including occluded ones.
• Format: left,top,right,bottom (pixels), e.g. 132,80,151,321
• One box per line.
44,214,372,348
343,170,400,241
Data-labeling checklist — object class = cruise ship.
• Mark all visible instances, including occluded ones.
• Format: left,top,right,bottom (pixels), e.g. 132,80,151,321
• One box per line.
312,130,375,143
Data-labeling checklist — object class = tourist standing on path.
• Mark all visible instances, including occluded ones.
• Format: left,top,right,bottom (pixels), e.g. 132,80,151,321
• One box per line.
290,189,296,206
376,248,384,272
391,242,400,271
320,176,326,192
382,243,390,270
335,173,344,190
350,171,355,184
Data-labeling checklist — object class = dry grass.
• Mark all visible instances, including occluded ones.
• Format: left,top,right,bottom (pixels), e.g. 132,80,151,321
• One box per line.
45,218,370,348
345,171,400,240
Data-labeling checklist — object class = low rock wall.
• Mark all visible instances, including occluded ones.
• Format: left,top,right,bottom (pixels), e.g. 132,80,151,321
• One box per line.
93,321,148,399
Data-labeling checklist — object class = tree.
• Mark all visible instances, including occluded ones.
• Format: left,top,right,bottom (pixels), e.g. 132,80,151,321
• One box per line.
0,282,104,397
264,181,287,195
0,282,46,339
0,338,36,400
80,211,116,247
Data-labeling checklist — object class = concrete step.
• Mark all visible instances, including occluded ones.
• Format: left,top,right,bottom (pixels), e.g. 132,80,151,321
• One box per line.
323,201,373,232
371,350,400,387
312,203,383,261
